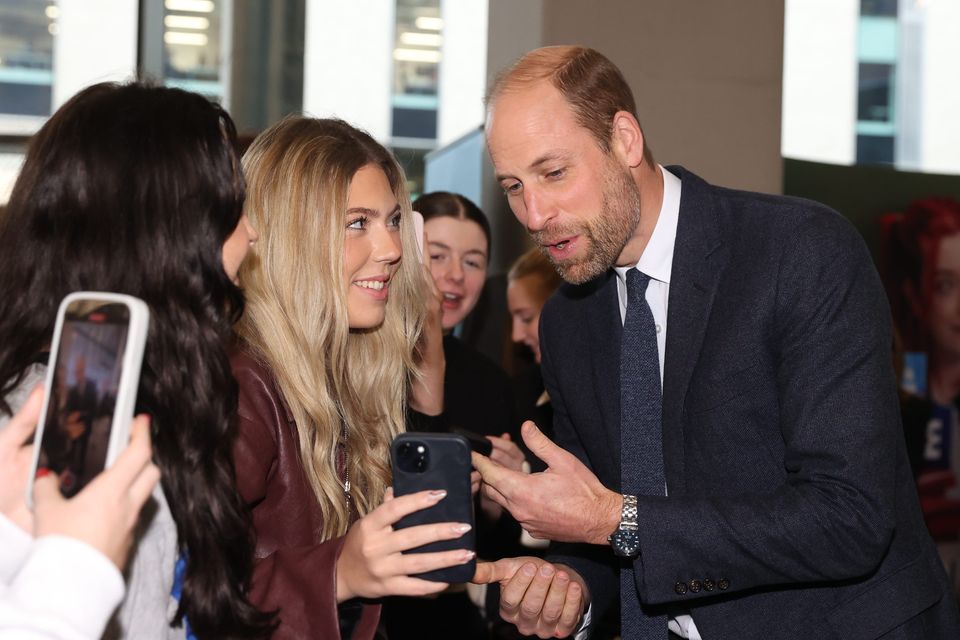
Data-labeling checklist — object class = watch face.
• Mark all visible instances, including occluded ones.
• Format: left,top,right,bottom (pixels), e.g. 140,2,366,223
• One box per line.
611,529,640,557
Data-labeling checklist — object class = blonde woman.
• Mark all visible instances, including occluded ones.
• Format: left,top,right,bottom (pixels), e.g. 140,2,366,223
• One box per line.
230,117,470,639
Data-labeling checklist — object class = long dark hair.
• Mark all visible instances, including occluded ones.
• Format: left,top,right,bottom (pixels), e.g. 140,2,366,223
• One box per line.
0,82,273,638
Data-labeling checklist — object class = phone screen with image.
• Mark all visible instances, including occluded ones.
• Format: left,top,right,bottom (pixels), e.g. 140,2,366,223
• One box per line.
38,301,131,498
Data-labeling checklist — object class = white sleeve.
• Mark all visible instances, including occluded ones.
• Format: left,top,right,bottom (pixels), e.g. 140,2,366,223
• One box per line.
0,536,125,640
0,514,33,583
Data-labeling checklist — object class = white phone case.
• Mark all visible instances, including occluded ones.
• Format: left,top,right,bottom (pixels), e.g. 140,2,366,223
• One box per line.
26,292,149,506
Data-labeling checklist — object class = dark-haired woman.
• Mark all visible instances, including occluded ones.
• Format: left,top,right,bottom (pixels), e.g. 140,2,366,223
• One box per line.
0,82,273,639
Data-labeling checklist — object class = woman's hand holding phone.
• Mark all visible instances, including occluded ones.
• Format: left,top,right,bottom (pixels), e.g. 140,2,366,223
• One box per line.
0,386,44,533
335,487,474,602
33,415,160,570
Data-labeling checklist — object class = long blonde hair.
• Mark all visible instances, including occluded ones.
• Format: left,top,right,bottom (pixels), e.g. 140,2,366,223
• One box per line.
237,116,430,538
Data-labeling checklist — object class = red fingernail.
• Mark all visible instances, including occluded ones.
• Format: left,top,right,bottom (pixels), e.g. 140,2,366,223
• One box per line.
36,467,50,479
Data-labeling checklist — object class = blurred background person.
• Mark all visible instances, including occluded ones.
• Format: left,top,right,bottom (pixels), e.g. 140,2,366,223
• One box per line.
882,196,960,595
506,248,563,471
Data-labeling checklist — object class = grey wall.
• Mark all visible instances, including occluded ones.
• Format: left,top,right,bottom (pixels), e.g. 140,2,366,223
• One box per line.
537,0,785,194
474,0,787,273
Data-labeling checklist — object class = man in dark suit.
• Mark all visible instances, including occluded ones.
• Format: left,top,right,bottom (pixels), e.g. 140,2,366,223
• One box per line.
471,46,960,639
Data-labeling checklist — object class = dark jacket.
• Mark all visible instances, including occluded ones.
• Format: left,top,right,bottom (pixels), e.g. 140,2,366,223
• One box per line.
544,167,960,639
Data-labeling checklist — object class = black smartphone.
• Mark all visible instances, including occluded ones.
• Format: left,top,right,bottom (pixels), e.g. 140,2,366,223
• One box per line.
391,432,476,583
450,426,493,457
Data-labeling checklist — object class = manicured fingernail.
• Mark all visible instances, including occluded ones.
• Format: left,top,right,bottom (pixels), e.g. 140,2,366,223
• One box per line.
522,563,536,577
460,550,476,562
452,523,472,534
428,490,447,500
35,467,50,479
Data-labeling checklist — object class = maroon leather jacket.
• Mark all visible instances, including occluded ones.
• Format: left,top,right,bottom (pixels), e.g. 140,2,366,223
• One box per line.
231,347,380,639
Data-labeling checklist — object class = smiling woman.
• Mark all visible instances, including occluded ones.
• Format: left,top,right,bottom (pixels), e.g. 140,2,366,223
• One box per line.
230,116,472,639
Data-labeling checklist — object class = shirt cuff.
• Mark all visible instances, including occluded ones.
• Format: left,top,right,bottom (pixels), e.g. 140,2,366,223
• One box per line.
573,602,593,640
0,513,33,582
9,535,125,639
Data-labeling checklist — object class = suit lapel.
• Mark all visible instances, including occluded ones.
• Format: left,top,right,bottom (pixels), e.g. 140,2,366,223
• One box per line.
586,271,623,483
662,167,727,495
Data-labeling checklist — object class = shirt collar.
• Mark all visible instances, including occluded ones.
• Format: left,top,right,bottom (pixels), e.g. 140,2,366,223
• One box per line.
614,164,681,284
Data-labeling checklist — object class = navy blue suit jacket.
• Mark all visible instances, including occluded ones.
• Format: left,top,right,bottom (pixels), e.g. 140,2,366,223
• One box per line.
541,167,960,639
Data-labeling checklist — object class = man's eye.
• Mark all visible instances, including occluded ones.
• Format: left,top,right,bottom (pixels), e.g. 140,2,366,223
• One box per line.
504,182,522,195
546,168,564,179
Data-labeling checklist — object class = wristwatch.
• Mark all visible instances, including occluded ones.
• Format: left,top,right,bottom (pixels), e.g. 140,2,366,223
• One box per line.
608,494,641,557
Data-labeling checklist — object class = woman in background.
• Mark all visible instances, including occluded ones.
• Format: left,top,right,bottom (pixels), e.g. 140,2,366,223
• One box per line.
0,82,272,639
506,247,563,469
233,116,470,639
883,197,960,596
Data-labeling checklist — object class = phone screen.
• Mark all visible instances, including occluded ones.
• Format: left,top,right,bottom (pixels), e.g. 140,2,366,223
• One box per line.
38,301,131,497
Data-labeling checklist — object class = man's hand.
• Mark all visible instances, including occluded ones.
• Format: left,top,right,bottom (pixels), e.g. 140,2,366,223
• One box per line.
472,420,620,544
473,556,587,639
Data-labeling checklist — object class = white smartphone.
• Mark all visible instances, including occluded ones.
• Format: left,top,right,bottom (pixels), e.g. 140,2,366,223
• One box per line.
27,292,149,504
412,210,425,262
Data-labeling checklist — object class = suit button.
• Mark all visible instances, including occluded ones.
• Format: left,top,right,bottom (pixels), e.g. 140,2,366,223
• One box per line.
703,579,715,591
674,582,688,595
689,580,702,593
718,578,730,591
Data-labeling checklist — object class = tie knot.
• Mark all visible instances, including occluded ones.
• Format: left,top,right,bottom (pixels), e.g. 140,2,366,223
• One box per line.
626,268,650,306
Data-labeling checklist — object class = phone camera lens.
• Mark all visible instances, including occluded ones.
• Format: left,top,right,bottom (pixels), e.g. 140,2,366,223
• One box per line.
398,440,429,474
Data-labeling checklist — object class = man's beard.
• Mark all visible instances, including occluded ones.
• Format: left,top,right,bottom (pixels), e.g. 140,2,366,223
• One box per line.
534,163,642,285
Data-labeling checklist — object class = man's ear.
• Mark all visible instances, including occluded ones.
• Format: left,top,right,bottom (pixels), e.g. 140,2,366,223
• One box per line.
610,111,645,169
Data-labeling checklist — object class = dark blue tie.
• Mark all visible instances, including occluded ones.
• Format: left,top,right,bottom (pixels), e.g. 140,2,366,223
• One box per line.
620,269,666,639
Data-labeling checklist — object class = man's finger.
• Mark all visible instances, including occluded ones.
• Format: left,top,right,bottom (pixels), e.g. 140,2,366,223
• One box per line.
557,580,584,635
472,556,528,584
520,421,570,470
472,451,522,493
482,483,510,511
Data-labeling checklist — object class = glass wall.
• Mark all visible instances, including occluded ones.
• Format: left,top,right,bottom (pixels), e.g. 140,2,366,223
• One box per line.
783,0,960,174
141,0,229,103
391,0,442,198
0,0,54,121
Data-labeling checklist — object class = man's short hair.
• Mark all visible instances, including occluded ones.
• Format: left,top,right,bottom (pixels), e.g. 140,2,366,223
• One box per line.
487,45,652,163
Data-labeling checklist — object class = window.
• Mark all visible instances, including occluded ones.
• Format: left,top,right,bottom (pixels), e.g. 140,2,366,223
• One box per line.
0,0,55,119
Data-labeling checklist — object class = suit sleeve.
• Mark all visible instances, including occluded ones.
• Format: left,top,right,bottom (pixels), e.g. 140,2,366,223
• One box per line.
539,304,620,622
232,363,355,639
631,212,903,604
